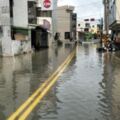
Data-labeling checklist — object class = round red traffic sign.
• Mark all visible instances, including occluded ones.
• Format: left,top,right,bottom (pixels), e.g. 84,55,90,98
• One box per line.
43,0,51,8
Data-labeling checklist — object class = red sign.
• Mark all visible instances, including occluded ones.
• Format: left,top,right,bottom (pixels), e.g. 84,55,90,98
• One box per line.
43,0,51,8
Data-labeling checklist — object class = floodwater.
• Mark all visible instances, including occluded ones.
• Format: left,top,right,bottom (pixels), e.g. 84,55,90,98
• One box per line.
0,43,120,120
29,44,120,120
0,44,74,120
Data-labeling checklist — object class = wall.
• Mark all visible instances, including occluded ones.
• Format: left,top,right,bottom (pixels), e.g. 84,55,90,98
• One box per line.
0,0,13,56
0,35,1,56
57,6,74,41
0,27,2,55
52,0,58,40
116,0,120,22
36,0,58,45
12,40,31,55
12,0,32,55
109,0,116,26
77,21,86,32
37,17,53,46
77,20,100,33
13,0,28,27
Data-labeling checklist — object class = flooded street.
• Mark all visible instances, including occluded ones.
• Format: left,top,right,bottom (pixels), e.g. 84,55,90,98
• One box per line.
0,44,74,119
29,44,120,120
0,43,120,120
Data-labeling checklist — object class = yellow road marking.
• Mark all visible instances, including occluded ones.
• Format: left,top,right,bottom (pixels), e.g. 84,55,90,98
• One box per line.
7,48,76,120
18,51,75,120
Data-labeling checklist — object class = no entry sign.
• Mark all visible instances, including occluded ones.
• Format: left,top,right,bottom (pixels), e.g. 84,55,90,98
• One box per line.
44,0,51,8
41,0,53,10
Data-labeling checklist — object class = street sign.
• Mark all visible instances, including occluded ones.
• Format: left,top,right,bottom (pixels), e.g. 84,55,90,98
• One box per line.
41,0,53,11
44,0,51,8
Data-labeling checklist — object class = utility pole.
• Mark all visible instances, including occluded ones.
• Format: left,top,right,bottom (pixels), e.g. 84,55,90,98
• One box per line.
102,0,109,49
104,0,109,35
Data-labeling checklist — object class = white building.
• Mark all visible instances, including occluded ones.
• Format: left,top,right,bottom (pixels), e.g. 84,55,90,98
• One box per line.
77,18,101,40
56,6,77,42
0,0,58,56
108,0,120,41
109,0,120,30
35,0,58,46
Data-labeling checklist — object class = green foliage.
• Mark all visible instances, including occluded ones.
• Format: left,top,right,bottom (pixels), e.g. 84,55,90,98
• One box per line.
84,32,93,41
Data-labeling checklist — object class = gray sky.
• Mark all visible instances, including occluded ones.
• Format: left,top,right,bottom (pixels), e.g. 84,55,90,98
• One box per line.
58,0,104,20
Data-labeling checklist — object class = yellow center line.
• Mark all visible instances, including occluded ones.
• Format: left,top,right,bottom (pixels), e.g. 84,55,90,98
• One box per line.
7,48,76,120
18,51,75,120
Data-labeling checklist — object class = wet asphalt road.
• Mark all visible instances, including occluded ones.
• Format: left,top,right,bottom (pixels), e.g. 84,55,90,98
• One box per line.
1,43,120,120
0,43,74,119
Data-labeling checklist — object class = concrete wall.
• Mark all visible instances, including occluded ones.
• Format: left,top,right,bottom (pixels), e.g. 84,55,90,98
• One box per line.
52,0,58,39
116,0,120,22
0,0,13,56
0,36,2,55
109,0,120,26
13,0,28,27
12,40,31,55
12,0,31,56
109,0,116,26
77,20,100,33
57,6,74,41
77,21,86,32
37,0,58,44
0,0,32,56
37,17,53,47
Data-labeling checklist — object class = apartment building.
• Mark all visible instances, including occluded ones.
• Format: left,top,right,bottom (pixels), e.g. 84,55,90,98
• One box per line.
0,0,58,56
77,19,101,40
56,6,77,42
108,0,120,39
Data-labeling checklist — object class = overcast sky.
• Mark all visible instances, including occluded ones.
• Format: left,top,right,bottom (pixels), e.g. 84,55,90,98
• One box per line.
58,0,104,20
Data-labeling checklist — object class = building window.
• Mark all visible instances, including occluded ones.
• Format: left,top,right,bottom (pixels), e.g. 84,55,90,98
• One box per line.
0,26,3,38
90,18,95,21
84,19,89,21
65,32,70,39
72,13,77,21
37,8,52,17
85,23,90,28
84,28,89,32
10,0,14,18
28,1,37,24
78,24,81,26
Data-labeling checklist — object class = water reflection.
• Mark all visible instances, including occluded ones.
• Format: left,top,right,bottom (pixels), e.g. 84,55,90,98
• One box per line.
0,54,32,119
30,86,59,120
98,52,120,120
29,45,120,120
29,58,77,120
0,44,75,119
2,43,120,120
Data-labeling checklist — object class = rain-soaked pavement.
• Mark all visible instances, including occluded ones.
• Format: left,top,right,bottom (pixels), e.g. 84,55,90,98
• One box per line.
0,43,120,120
